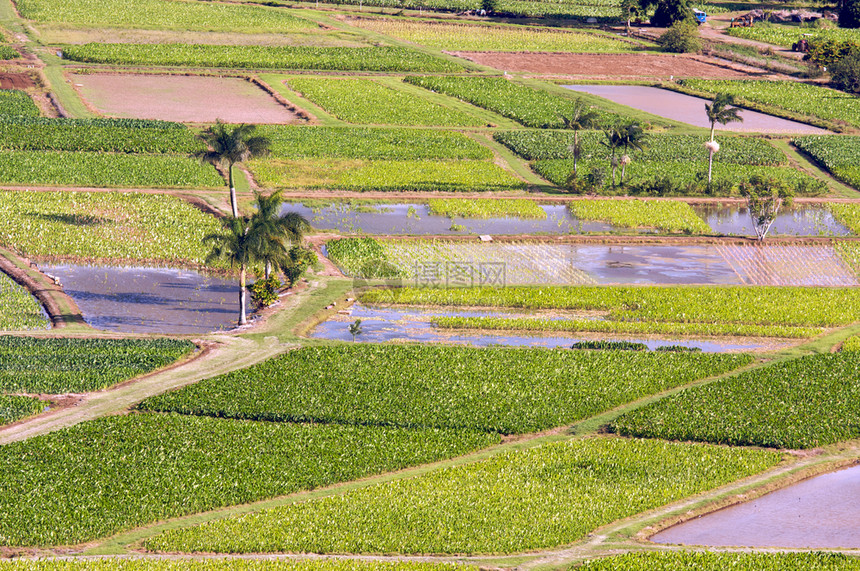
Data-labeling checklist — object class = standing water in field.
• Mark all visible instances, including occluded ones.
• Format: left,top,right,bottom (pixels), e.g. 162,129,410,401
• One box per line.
563,85,828,134
694,204,852,237
284,203,613,235
652,465,860,548
40,264,239,334
310,303,775,352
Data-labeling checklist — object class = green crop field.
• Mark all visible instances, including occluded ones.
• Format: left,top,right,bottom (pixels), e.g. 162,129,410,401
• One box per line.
286,78,483,126
0,151,222,188
0,394,45,425
567,199,712,234
138,345,752,435
17,0,315,32
145,437,780,554
258,126,492,160
404,76,621,129
827,202,860,234
726,23,860,48
0,413,497,546
427,198,546,219
794,136,860,190
612,352,860,449
0,337,194,394
0,561,476,571
533,159,823,196
433,315,818,338
62,44,464,72
496,131,786,165
249,158,525,192
580,552,860,570
680,79,860,129
0,90,41,118
843,335,860,351
0,46,19,60
0,118,204,153
0,190,224,266
0,273,50,331
346,19,639,52
360,285,860,328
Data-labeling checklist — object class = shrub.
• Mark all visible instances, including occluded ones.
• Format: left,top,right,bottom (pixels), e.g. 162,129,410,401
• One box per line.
658,20,701,53
282,246,317,286
249,277,281,308
841,0,860,29
830,50,860,93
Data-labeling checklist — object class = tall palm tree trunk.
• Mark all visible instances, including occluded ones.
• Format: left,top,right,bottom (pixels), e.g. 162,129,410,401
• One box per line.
238,265,248,325
573,130,580,176
228,164,239,219
708,149,714,184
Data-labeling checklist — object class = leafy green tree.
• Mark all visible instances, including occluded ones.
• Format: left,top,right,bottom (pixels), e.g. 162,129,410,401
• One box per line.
620,0,643,36
740,175,794,241
641,0,693,27
830,50,860,92
658,20,701,53
204,216,256,325
616,121,648,185
704,93,743,183
196,121,271,218
282,245,318,287
560,100,600,179
249,189,310,279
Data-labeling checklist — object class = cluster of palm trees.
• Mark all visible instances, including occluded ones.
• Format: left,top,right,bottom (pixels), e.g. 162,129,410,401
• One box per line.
562,99,648,189
563,93,743,191
197,122,309,326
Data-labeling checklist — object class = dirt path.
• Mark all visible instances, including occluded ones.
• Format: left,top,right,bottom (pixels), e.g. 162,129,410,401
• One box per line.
699,18,805,61
0,247,87,329
0,335,292,445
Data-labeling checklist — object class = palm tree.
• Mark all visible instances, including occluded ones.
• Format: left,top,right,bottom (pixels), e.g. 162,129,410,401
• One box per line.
560,100,600,178
704,93,744,184
196,121,271,218
600,126,624,187
249,190,310,279
616,121,648,185
204,216,256,326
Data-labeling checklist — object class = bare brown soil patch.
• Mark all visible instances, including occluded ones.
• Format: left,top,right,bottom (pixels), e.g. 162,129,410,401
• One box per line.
0,72,34,90
70,73,305,124
448,52,764,79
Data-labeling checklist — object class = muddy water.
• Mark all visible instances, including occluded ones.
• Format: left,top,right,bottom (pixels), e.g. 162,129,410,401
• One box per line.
284,203,613,235
41,264,239,334
652,465,860,548
310,304,774,352
563,85,828,134
694,204,852,237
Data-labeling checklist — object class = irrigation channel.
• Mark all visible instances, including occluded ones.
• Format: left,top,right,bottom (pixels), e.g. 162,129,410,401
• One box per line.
563,85,829,133
651,464,860,549
310,303,781,352
39,264,239,334
286,202,852,237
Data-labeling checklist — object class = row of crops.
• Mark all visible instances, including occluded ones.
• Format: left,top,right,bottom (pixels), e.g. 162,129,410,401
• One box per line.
613,352,860,449
138,345,752,434
0,189,224,266
0,394,45,425
345,18,640,52
0,336,194,394
61,44,464,72
0,273,50,331
145,437,779,554
726,23,860,49
794,135,860,190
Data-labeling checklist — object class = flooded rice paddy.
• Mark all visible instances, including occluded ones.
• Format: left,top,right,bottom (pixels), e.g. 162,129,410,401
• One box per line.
562,85,828,134
41,264,239,334
652,464,860,548
287,202,851,238
329,242,858,286
310,303,778,352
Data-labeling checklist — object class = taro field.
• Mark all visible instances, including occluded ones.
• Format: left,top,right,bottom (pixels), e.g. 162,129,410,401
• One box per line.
4,0,860,565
